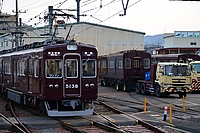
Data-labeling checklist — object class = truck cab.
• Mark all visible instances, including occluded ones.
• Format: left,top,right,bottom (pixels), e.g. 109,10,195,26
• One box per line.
155,62,191,97
136,62,191,98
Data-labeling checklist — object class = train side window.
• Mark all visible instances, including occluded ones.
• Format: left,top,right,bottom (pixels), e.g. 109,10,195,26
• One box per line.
66,59,78,78
46,59,62,78
143,58,150,69
17,60,25,76
119,59,123,69
29,59,33,76
4,61,11,74
34,60,39,78
125,58,131,69
82,59,96,77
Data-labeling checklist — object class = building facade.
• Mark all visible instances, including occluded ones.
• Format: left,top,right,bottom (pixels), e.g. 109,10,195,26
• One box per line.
0,21,146,56
160,31,200,54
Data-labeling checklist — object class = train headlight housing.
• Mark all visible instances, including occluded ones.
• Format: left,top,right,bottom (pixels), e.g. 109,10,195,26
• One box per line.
55,84,59,88
49,84,54,89
85,84,89,88
67,44,77,50
90,83,94,88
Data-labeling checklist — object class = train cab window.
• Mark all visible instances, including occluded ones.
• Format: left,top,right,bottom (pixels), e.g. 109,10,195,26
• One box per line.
125,58,131,69
102,60,106,68
46,59,62,78
82,59,96,77
109,60,115,68
66,59,78,78
143,58,150,69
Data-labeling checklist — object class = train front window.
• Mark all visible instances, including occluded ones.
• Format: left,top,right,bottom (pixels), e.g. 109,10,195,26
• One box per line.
46,59,62,78
66,59,78,78
82,59,96,77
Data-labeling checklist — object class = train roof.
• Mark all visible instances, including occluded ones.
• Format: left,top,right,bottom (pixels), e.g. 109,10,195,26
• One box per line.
99,50,147,58
0,39,96,57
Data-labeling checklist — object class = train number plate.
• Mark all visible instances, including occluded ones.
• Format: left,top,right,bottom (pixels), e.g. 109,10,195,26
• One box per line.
66,84,78,89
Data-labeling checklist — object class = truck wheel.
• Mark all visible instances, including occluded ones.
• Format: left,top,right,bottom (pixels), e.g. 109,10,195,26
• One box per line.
141,83,146,95
135,83,141,94
178,93,187,98
155,85,161,97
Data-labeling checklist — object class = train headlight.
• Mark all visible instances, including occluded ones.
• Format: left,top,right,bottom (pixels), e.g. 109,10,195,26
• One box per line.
55,84,59,88
67,44,77,50
90,83,94,88
85,84,89,88
49,84,54,89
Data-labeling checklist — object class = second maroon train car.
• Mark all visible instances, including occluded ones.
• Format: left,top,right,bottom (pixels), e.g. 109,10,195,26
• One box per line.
98,50,151,91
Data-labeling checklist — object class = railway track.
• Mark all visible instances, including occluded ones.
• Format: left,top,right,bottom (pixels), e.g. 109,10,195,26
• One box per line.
95,100,168,133
97,90,200,133
0,100,31,133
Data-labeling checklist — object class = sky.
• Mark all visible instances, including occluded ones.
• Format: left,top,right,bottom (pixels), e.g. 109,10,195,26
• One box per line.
1,0,200,36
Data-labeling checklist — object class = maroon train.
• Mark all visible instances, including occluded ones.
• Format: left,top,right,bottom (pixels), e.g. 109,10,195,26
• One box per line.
0,39,98,117
98,50,151,91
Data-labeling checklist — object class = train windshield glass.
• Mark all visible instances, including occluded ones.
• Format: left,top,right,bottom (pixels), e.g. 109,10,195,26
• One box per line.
46,59,62,78
82,59,95,77
165,65,190,76
66,59,78,78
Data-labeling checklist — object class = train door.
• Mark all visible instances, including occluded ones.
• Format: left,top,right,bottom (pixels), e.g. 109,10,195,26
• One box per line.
63,54,81,97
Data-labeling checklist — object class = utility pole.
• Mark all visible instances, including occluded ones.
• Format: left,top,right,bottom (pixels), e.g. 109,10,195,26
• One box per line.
15,0,19,48
14,0,26,48
76,0,81,23
48,6,53,39
119,0,130,16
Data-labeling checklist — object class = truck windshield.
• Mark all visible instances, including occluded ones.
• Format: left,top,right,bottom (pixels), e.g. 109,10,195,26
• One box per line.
165,65,190,76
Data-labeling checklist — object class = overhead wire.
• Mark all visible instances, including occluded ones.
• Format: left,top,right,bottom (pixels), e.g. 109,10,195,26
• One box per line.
72,0,142,35
21,0,140,38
